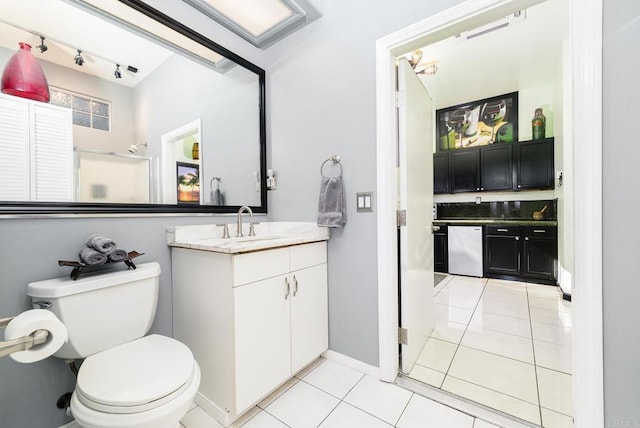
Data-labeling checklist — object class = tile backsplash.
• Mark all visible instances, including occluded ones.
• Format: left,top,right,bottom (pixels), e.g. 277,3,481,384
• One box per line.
436,199,557,220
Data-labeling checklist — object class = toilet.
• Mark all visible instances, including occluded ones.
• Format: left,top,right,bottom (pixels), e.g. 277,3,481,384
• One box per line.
27,262,200,428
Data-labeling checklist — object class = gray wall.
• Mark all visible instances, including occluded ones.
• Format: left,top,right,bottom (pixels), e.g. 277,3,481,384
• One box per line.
602,0,640,425
264,0,464,366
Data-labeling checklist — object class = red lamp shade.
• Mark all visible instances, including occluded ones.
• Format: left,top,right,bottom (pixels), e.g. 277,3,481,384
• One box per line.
1,42,50,103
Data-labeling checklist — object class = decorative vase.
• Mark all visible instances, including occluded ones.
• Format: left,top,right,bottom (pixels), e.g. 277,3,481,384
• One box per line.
192,141,199,160
1,42,50,103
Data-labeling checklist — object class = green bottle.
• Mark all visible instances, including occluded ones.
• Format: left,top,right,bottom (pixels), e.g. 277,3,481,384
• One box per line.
532,108,546,140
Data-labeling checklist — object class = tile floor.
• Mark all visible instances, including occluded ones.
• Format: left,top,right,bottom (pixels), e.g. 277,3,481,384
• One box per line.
407,275,573,428
178,357,512,428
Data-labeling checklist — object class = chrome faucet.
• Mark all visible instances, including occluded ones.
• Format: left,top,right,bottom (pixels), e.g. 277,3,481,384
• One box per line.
236,206,255,237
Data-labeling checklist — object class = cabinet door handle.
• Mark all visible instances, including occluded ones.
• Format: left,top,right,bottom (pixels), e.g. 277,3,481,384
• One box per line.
284,277,290,300
476,187,480,191
497,228,508,232
481,187,484,191
515,236,520,241
533,229,546,233
525,237,529,241
293,275,299,297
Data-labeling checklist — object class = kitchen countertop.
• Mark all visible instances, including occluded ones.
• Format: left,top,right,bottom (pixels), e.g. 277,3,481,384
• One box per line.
434,219,558,226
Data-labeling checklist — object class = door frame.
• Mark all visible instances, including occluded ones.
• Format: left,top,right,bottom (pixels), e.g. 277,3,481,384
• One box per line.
375,0,603,426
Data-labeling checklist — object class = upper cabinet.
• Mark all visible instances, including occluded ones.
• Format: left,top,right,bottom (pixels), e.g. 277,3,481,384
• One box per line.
434,138,554,194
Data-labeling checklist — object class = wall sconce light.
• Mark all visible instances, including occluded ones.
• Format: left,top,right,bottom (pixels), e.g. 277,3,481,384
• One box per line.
74,50,84,66
127,142,147,153
114,64,122,79
36,36,48,53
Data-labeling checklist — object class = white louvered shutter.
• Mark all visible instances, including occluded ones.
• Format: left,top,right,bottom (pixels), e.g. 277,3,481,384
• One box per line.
0,95,30,201
31,104,73,201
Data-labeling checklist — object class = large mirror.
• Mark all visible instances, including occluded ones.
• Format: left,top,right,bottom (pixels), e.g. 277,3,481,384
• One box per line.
0,0,266,214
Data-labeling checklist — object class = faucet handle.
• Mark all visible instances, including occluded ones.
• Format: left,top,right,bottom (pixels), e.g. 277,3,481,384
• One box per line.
249,223,256,237
217,224,230,239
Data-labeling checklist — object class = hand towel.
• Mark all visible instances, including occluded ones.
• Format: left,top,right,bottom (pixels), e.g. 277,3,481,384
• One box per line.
79,246,108,265
317,176,346,228
108,249,128,263
84,234,117,255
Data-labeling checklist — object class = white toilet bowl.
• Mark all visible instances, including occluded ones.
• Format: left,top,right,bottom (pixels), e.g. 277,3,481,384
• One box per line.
69,335,200,428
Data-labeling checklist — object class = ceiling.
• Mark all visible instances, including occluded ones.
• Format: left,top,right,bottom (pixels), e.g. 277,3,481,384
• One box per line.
405,0,569,109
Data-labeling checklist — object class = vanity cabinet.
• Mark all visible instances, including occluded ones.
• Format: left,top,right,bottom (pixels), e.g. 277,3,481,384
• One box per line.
484,226,522,276
171,241,328,425
433,152,450,194
480,144,513,191
450,148,480,193
515,138,555,190
0,94,73,201
433,224,448,273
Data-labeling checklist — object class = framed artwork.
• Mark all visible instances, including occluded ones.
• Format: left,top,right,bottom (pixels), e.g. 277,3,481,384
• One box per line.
436,91,518,151
176,162,200,204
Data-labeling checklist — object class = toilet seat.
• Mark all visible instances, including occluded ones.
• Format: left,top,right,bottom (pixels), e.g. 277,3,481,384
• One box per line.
75,334,196,414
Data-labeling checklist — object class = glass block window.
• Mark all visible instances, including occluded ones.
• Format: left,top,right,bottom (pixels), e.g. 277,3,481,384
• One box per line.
49,87,111,132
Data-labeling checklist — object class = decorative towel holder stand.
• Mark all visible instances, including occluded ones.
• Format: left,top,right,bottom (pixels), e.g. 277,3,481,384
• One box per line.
58,251,145,280
320,155,342,177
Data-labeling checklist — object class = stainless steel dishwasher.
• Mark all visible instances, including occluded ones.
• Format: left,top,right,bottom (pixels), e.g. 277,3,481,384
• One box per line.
447,226,483,277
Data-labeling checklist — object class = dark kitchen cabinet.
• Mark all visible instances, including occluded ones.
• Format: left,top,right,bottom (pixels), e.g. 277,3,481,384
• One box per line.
433,152,450,194
484,224,557,284
450,149,480,193
480,144,513,191
523,226,557,280
433,224,448,273
484,226,522,276
515,138,555,190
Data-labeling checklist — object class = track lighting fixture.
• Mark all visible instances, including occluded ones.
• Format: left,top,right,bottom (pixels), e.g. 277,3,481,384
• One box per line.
36,36,48,53
114,64,122,79
127,142,147,154
74,50,85,66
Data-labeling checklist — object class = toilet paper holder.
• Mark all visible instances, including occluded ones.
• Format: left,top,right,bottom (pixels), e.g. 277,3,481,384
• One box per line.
0,316,49,359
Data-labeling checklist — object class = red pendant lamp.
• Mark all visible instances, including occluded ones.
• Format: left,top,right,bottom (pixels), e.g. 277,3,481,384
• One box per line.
1,42,50,103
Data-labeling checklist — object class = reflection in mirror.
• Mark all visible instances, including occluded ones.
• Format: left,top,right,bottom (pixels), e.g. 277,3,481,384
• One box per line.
0,0,266,213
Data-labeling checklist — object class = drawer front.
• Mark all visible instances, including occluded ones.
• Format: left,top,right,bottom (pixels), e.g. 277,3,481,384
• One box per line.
233,247,289,286
485,225,522,235
524,226,557,237
290,241,327,271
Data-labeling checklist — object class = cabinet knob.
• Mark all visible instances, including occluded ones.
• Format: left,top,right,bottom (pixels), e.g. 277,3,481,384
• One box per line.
481,187,484,191
515,236,520,241
518,185,522,188
476,187,480,191
525,237,529,241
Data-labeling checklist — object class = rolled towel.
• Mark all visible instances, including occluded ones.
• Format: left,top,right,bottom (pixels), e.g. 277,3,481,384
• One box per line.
79,246,108,265
108,249,128,263
84,234,117,255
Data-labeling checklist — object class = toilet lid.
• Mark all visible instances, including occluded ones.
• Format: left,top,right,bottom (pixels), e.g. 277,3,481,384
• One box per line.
76,335,195,410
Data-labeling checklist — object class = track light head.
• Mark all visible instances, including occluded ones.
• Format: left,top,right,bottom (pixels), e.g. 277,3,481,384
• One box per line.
36,36,48,53
127,65,138,74
74,50,84,66
114,64,122,79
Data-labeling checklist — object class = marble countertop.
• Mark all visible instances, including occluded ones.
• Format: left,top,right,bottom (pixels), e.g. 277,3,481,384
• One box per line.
433,219,558,226
167,222,330,254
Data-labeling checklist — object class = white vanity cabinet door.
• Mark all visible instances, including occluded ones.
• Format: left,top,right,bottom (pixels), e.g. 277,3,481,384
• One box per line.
233,274,291,413
290,263,328,374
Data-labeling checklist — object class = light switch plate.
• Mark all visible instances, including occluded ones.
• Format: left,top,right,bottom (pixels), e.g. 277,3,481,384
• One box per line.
357,192,373,212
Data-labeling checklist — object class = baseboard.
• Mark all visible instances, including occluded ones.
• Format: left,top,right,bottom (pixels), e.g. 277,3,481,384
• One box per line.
322,349,381,378
562,291,572,301
58,421,79,428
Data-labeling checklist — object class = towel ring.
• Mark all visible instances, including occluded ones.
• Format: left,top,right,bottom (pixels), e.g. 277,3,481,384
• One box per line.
321,155,342,177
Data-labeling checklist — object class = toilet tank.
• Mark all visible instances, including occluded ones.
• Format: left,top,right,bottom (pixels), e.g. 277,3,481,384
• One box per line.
27,262,161,359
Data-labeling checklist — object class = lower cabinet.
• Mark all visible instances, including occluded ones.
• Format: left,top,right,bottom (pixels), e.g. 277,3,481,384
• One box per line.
171,242,328,425
433,224,448,273
484,225,557,283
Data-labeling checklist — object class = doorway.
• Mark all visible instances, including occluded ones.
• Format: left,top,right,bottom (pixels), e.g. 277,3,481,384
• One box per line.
375,0,603,427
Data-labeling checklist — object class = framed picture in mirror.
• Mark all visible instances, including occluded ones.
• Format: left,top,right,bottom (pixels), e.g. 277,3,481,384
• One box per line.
436,91,518,151
176,162,200,204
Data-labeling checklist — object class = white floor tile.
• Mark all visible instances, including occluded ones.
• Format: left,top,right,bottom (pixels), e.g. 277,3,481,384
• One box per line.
408,364,445,388
435,288,483,310
396,393,474,428
257,377,299,409
485,279,528,294
541,408,574,428
441,376,541,426
473,419,501,428
537,367,573,417
295,357,326,379
530,307,572,328
301,359,364,399
343,375,413,425
435,303,475,325
526,283,563,299
534,340,572,374
181,406,224,428
265,381,339,428
476,298,530,320
241,411,289,428
415,337,459,373
531,321,572,347
469,311,532,339
430,319,468,344
228,407,262,428
529,296,571,313
318,402,392,428
482,288,529,303
461,326,534,364
447,346,539,405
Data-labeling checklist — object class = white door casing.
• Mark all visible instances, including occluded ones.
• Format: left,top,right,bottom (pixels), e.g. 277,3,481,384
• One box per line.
397,57,435,373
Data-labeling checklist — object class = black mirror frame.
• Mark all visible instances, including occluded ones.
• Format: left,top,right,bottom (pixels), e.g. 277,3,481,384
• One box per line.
0,0,267,215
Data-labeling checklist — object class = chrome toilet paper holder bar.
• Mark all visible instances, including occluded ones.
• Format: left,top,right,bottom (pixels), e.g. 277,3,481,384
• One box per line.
0,316,49,359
